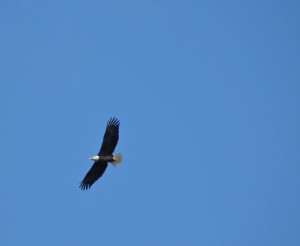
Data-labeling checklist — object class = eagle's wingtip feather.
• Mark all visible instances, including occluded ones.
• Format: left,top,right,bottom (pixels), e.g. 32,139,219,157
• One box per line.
107,117,120,127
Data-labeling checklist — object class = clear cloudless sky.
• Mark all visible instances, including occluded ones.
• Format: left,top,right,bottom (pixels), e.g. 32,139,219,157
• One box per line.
0,1,299,245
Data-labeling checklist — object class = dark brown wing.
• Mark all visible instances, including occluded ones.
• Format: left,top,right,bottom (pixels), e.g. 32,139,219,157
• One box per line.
98,117,120,156
79,161,108,190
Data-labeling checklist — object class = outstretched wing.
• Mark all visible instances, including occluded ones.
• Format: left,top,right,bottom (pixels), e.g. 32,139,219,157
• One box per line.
98,117,120,156
79,161,108,190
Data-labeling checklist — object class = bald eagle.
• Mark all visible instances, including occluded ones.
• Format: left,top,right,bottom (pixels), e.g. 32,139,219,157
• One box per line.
79,117,122,190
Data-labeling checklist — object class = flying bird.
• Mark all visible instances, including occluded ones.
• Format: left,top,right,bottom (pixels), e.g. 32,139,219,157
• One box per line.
80,117,122,190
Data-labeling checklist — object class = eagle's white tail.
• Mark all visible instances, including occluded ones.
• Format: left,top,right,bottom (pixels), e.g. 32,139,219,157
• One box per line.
111,152,122,166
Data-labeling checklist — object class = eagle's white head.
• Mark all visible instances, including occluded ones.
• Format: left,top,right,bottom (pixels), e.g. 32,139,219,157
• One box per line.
89,155,99,161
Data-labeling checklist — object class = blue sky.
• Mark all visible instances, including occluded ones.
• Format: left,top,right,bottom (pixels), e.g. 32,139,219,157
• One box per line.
1,1,299,245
